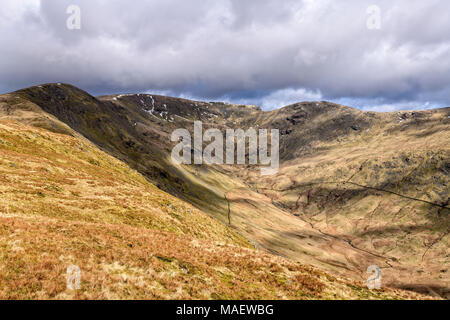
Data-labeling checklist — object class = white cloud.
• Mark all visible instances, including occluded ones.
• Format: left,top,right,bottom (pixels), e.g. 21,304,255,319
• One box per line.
0,0,450,111
220,88,323,110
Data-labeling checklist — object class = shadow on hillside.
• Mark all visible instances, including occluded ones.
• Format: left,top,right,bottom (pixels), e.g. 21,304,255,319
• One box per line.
392,283,449,300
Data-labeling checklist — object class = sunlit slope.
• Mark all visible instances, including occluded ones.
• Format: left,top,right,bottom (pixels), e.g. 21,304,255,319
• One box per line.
0,120,429,299
245,107,450,297
1,83,445,299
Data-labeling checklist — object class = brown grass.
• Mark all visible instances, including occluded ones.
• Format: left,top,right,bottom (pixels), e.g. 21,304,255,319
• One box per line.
0,120,433,300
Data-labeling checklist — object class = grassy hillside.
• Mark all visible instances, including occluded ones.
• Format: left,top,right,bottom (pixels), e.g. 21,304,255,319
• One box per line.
1,83,446,299
243,106,450,297
0,120,429,300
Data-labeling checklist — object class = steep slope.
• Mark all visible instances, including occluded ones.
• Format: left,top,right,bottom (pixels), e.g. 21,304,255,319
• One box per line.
0,120,429,300
1,83,448,298
100,91,450,298
242,106,450,297
11,84,228,213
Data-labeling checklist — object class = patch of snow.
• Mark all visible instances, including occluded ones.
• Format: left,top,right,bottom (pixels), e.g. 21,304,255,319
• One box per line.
143,109,160,120
174,114,191,122
117,94,133,99
150,96,155,108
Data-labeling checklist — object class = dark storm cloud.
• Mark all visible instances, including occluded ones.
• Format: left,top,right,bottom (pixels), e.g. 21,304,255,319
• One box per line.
1,0,450,111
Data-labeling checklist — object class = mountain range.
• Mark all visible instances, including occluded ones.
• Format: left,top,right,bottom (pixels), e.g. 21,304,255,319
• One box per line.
0,83,448,299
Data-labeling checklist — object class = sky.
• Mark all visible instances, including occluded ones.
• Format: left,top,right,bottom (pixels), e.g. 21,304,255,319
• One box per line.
1,0,450,111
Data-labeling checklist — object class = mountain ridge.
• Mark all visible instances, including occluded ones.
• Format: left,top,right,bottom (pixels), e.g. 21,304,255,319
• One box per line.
9,82,449,115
